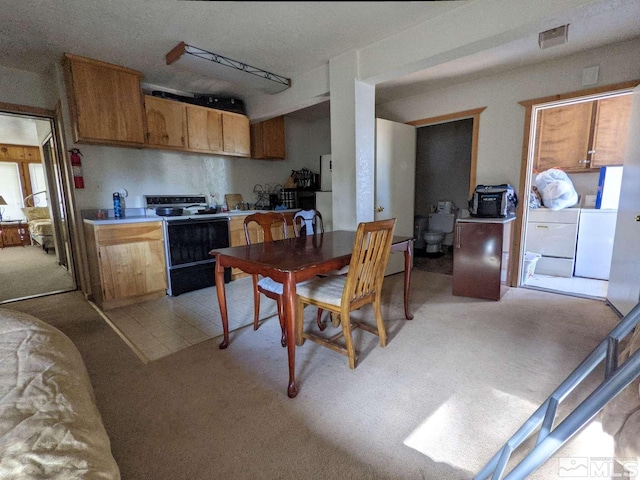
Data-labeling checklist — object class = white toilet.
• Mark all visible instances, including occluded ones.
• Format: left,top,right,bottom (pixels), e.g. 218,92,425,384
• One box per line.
424,202,456,254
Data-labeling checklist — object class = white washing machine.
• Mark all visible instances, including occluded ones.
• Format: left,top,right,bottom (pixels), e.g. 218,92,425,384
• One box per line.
526,207,580,277
574,208,617,280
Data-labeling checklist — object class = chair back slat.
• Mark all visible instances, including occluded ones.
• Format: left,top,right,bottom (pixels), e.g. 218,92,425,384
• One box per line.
343,219,396,305
244,212,288,244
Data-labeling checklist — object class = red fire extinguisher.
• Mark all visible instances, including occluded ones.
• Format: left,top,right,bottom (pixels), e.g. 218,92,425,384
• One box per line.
69,148,84,189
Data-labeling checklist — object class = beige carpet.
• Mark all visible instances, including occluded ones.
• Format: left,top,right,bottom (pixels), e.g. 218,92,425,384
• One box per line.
7,271,624,480
0,244,75,303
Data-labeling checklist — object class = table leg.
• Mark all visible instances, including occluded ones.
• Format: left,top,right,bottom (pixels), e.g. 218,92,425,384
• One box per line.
283,274,298,398
403,240,414,320
215,258,230,349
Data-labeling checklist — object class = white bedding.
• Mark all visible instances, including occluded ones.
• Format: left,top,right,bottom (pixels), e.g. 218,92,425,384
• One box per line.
0,309,120,479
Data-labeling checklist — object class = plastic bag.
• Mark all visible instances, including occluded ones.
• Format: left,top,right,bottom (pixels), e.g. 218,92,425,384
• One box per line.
535,168,579,210
528,186,542,209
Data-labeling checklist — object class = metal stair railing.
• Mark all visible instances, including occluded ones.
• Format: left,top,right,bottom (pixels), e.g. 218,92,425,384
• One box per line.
475,301,640,480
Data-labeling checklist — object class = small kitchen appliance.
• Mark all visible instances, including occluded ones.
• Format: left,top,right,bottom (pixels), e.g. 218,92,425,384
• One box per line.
469,184,517,218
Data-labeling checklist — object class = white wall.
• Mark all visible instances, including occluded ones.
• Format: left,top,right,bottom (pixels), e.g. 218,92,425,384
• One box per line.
69,116,330,210
0,65,55,109
376,38,640,193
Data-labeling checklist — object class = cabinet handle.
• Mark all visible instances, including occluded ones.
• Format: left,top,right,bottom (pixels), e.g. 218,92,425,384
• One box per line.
376,206,384,212
536,225,549,229
456,225,461,248
588,150,596,154
578,159,590,164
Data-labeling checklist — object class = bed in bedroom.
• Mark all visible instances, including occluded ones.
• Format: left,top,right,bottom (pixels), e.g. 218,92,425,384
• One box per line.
21,206,55,253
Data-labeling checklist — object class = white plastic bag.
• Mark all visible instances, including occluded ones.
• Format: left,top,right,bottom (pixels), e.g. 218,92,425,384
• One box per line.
535,168,579,210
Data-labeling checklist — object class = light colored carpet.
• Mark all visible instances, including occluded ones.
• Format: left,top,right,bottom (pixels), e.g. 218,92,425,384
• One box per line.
7,271,623,480
0,244,75,303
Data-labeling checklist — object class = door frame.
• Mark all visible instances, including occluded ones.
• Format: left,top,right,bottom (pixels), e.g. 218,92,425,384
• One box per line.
513,80,640,286
0,100,82,296
407,106,485,199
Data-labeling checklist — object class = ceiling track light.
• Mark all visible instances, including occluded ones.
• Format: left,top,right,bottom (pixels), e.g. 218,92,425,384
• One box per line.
538,24,569,50
166,42,291,95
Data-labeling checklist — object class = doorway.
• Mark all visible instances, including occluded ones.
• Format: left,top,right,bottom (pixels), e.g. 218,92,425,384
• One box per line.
0,110,76,303
408,107,483,275
515,84,635,299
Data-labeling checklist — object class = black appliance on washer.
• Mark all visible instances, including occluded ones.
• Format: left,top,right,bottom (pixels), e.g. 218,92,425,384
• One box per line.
144,195,231,296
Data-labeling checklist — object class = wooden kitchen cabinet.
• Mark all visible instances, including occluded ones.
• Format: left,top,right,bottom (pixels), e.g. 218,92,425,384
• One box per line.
186,104,250,157
186,104,223,153
251,116,285,159
221,111,251,156
590,95,633,168
63,53,147,147
534,94,632,172
84,221,167,310
452,218,514,300
144,96,188,149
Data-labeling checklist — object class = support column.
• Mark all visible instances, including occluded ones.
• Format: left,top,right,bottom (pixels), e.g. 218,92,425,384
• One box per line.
329,51,376,230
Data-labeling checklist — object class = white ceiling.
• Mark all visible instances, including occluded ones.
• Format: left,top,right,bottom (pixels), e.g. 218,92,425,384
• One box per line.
0,0,638,121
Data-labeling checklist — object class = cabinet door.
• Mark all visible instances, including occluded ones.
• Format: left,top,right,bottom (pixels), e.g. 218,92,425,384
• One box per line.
64,54,146,146
452,222,503,300
222,112,251,156
534,102,594,171
145,96,187,148
186,105,223,152
591,95,633,168
99,240,167,301
250,116,285,159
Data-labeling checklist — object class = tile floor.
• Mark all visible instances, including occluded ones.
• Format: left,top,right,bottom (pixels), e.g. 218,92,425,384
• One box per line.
523,273,608,299
101,276,278,362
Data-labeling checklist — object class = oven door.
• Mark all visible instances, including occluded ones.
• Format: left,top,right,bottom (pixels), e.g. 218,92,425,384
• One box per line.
165,218,229,267
164,218,231,295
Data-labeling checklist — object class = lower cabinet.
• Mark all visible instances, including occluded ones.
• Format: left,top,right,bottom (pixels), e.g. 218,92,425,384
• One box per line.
84,221,168,310
452,218,514,300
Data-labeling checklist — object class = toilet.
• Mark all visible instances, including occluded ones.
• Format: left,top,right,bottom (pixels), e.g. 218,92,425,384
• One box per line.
424,202,456,254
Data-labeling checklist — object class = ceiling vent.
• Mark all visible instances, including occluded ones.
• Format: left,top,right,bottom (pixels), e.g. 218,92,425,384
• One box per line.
166,42,291,95
538,25,569,50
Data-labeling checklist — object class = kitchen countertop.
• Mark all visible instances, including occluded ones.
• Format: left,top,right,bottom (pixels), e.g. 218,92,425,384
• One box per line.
83,209,301,225
456,215,516,224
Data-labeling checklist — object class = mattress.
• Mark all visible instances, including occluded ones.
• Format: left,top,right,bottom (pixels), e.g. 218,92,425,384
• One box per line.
0,309,120,479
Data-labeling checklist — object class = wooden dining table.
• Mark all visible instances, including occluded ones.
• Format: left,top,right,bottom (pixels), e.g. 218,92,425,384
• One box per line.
210,230,414,398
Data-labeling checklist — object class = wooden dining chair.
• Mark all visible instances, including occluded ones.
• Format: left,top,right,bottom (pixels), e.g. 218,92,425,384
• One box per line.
244,212,289,346
295,218,397,369
293,209,323,237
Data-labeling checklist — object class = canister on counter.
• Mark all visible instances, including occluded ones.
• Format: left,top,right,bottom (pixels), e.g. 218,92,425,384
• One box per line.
113,192,122,218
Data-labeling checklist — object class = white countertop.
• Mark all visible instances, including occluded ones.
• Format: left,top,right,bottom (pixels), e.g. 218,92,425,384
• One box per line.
83,209,301,226
456,215,516,224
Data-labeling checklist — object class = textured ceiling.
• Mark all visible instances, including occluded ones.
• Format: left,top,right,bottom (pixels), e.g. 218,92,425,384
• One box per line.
0,0,638,113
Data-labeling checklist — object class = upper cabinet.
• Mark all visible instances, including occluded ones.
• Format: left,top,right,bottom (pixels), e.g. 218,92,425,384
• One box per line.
590,95,633,169
185,104,250,157
145,96,187,149
250,116,285,160
63,53,147,147
534,94,632,172
63,53,251,157
186,104,223,153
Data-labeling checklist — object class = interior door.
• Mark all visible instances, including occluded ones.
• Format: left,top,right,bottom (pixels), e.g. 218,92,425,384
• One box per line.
607,85,640,315
375,118,416,275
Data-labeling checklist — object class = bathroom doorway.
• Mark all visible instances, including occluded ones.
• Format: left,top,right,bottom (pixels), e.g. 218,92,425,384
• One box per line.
408,108,483,274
